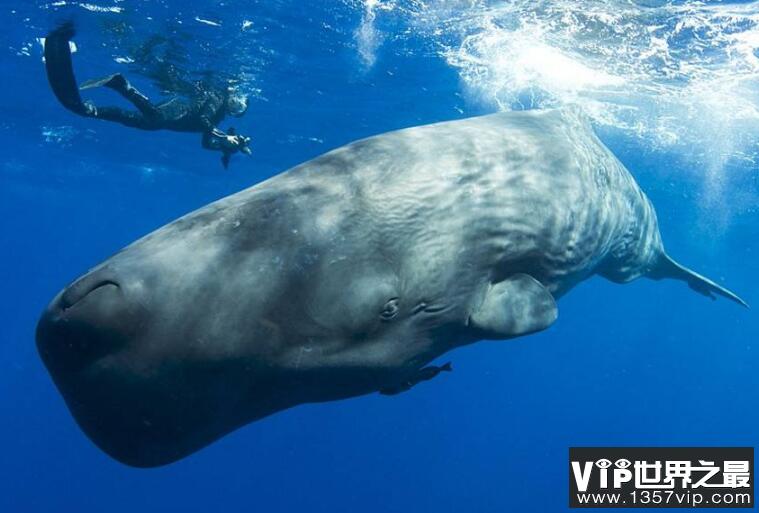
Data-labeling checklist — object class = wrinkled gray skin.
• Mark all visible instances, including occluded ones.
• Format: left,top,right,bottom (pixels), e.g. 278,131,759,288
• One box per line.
37,108,746,468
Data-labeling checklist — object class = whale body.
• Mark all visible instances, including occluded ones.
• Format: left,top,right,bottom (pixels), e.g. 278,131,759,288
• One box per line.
36,108,745,467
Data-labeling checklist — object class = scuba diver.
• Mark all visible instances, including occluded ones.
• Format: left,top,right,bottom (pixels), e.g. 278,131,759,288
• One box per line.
43,22,252,169
379,362,453,396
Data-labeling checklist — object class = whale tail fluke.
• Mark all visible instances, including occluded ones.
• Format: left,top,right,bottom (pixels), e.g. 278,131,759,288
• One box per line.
651,253,748,308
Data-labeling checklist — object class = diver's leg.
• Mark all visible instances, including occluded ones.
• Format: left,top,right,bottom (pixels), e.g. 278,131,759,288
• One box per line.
82,73,161,118
103,75,162,118
88,106,155,130
44,23,155,130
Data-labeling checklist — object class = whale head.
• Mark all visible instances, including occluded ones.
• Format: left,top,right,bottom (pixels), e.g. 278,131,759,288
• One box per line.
35,173,476,467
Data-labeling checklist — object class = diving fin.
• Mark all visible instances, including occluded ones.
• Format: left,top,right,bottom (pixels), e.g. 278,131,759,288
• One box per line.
80,73,123,90
469,273,558,339
44,22,89,115
650,253,748,308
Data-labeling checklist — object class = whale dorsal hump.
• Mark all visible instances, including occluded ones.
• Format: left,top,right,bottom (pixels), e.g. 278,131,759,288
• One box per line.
469,274,558,339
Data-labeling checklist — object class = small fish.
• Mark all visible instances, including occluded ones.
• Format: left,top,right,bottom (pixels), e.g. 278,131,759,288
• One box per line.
379,362,453,396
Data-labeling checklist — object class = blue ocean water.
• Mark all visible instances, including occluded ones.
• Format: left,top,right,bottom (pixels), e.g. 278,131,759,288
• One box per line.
1,1,758,511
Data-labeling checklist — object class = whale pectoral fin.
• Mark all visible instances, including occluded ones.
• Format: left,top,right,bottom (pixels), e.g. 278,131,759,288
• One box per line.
469,274,558,339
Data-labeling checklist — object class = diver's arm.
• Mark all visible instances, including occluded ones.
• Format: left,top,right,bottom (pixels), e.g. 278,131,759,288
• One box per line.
199,115,216,133
201,128,226,149
202,129,251,152
198,96,223,133
202,129,252,169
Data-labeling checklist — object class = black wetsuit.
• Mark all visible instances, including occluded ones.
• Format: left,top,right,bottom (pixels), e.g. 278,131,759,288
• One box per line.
44,23,248,167
88,80,229,135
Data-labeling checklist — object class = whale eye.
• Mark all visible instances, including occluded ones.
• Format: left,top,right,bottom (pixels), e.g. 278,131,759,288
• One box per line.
380,298,399,321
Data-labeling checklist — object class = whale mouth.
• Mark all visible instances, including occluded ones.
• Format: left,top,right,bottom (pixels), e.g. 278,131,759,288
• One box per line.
36,273,136,375
60,279,121,312
34,271,270,468
34,272,179,467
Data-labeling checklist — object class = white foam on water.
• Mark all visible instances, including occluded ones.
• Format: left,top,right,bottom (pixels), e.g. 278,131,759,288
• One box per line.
355,0,396,69
195,16,222,27
78,3,123,13
41,125,79,147
41,1,123,13
355,0,759,220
